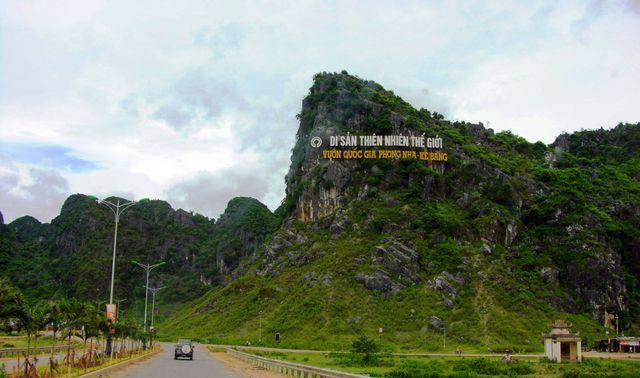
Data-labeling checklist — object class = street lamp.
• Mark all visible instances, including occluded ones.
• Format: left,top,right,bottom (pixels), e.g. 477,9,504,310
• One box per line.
132,261,165,331
98,198,136,305
145,286,164,348
115,299,127,319
148,286,165,329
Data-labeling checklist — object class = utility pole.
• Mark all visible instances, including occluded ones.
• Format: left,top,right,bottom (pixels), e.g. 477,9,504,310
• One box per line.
615,314,619,336
132,261,165,331
259,310,262,343
443,327,446,350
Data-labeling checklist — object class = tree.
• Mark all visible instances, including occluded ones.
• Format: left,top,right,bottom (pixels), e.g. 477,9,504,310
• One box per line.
0,277,26,332
351,334,380,366
22,302,49,357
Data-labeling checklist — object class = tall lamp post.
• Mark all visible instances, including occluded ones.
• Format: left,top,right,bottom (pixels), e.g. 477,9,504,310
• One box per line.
98,198,136,305
149,286,165,329
148,286,165,347
98,198,136,355
132,261,165,331
115,299,127,319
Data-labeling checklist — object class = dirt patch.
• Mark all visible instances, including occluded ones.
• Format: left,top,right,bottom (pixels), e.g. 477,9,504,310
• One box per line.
209,352,285,378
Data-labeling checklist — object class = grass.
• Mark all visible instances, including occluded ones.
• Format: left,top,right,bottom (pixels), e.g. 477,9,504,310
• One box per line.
248,350,640,377
0,335,81,349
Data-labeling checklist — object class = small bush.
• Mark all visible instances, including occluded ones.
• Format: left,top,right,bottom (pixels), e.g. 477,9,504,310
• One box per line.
453,359,503,375
350,335,380,366
385,360,445,378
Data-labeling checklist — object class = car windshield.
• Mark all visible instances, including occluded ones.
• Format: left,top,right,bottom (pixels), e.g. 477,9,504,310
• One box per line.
178,339,191,345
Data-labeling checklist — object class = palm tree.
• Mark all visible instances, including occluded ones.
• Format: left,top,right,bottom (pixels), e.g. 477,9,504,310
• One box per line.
22,302,49,358
46,300,63,362
59,298,89,370
0,277,26,330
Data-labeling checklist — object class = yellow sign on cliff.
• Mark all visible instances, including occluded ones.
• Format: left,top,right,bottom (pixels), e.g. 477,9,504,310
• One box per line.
312,134,448,163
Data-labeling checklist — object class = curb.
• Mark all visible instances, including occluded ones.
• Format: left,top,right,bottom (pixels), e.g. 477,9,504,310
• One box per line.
77,348,161,377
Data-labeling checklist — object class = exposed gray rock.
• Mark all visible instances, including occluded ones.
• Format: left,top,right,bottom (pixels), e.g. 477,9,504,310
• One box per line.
322,273,333,286
429,316,444,330
429,271,460,306
480,243,492,255
304,271,318,282
174,208,195,226
505,222,518,246
442,297,454,308
268,235,293,254
433,276,457,299
540,267,559,286
372,239,420,287
356,271,400,296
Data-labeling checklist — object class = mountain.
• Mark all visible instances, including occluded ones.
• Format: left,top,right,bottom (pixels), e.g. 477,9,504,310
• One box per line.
203,197,279,281
160,71,640,352
0,194,277,312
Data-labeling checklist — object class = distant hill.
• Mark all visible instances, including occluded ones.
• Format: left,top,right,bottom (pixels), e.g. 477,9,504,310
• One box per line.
0,194,277,312
160,71,640,352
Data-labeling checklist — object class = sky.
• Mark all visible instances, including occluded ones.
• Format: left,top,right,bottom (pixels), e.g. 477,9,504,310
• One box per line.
1,0,639,223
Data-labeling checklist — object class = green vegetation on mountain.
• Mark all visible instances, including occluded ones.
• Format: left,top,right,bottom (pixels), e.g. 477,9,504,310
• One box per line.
0,195,277,319
199,197,279,281
160,72,640,353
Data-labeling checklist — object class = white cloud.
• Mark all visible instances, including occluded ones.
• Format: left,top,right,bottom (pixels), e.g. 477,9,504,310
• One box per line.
451,2,640,142
0,0,638,222
0,155,70,223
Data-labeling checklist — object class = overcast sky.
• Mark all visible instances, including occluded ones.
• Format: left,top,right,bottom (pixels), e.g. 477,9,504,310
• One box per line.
1,0,639,223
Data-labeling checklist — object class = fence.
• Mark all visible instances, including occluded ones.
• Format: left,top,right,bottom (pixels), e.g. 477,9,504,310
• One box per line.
226,348,368,378
0,345,74,359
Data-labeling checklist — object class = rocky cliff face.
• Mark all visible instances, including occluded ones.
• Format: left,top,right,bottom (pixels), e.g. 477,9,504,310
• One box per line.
283,73,448,224
206,197,279,280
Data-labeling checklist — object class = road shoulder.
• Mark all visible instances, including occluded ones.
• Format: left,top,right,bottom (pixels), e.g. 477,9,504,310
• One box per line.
208,350,284,378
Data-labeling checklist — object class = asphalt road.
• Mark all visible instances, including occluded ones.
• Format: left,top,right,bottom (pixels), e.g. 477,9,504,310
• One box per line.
111,342,242,378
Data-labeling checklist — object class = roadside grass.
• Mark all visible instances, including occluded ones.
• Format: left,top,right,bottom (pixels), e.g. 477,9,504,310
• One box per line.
249,351,640,377
0,335,82,349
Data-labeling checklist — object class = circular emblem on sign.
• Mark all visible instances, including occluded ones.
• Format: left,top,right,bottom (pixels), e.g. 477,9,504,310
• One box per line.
310,136,322,148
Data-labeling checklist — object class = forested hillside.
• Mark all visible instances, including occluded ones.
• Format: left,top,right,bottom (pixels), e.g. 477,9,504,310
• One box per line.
0,194,277,314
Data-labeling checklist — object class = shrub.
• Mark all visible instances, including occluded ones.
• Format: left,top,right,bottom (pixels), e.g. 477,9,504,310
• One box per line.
385,360,445,377
351,334,380,366
453,358,503,375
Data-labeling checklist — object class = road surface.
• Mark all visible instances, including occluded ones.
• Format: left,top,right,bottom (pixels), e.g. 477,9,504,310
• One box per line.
112,342,242,378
